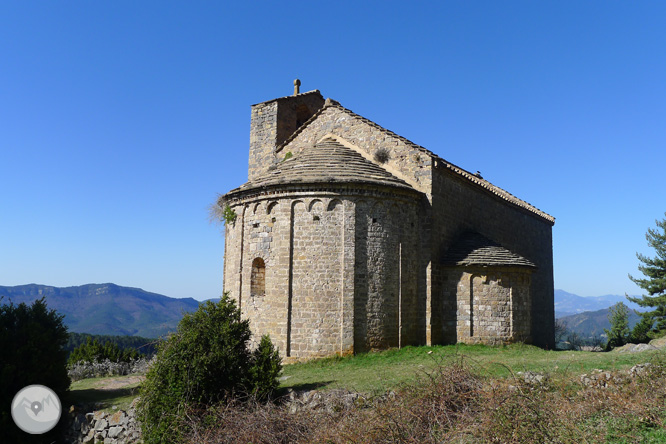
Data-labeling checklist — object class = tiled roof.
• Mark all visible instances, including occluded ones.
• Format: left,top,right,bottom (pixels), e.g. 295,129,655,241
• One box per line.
276,100,554,224
229,137,416,194
441,232,536,268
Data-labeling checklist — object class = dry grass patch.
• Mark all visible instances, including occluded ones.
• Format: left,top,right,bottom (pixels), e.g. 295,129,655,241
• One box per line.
179,352,666,443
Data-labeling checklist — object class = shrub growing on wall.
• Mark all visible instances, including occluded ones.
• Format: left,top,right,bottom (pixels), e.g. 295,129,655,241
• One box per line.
137,294,282,444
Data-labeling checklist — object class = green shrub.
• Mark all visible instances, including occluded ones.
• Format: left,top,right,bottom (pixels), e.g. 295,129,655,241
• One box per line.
137,294,281,444
222,205,237,224
249,334,282,399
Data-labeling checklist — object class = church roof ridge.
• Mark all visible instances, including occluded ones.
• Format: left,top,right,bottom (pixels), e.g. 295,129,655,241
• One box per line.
276,100,554,224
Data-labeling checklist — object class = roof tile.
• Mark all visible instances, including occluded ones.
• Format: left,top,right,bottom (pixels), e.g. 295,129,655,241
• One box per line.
229,137,415,194
442,232,536,268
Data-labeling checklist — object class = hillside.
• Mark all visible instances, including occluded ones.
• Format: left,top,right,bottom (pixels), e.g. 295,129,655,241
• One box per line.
558,306,642,339
0,283,202,337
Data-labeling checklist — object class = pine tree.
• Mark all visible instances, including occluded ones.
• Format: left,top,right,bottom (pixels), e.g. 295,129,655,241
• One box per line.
627,213,666,333
604,302,629,350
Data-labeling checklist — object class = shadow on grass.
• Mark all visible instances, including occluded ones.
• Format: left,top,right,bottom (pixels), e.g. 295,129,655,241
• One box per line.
70,386,140,407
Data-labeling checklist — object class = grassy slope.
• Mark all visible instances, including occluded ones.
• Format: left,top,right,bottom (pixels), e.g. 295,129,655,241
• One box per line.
70,344,663,410
280,344,663,394
70,376,143,411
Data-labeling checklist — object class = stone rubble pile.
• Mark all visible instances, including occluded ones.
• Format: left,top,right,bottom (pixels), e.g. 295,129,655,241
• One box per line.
580,363,657,388
516,371,548,385
615,343,659,353
286,388,367,414
67,398,141,444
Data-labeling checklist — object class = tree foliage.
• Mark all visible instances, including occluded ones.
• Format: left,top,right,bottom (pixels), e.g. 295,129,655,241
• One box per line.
604,302,630,351
0,297,70,443
630,316,653,344
137,294,282,444
66,332,157,357
627,213,666,333
67,337,141,365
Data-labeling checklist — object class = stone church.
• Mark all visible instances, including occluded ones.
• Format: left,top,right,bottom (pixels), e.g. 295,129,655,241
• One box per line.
221,82,555,359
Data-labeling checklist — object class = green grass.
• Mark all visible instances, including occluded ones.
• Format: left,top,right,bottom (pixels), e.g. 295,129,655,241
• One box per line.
69,344,664,412
279,344,664,394
69,375,143,411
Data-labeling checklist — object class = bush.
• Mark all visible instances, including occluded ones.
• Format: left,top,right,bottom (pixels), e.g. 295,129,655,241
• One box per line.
249,334,282,399
137,294,282,444
0,297,70,443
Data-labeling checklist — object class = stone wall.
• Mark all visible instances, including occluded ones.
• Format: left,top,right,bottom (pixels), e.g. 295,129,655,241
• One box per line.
442,267,532,345
277,102,554,348
223,186,422,359
278,105,433,195
289,199,344,357
248,92,325,181
430,168,554,348
67,400,141,444
353,200,421,352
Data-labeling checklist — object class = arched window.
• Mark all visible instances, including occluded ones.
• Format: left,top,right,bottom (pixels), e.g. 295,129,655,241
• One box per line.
250,258,266,298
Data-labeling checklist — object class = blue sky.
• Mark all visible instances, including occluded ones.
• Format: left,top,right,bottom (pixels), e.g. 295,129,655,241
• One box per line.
2,1,665,301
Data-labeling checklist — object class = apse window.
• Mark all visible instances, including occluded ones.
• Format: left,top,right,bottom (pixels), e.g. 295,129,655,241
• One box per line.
250,258,266,298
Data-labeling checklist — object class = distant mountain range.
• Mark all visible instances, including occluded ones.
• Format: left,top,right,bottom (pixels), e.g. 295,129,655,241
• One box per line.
554,289,643,318
0,283,204,337
0,284,646,339
555,289,646,340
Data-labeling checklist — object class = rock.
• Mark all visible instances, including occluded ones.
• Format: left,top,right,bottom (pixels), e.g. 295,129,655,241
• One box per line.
129,397,140,409
580,369,620,388
630,363,652,376
649,337,666,349
108,425,123,438
615,343,658,353
109,411,127,426
517,371,546,385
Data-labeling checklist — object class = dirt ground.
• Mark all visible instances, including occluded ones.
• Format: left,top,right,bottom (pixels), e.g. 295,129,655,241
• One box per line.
95,375,145,390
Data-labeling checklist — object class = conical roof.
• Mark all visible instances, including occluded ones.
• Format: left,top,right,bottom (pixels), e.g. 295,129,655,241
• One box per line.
442,232,536,268
233,137,414,192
